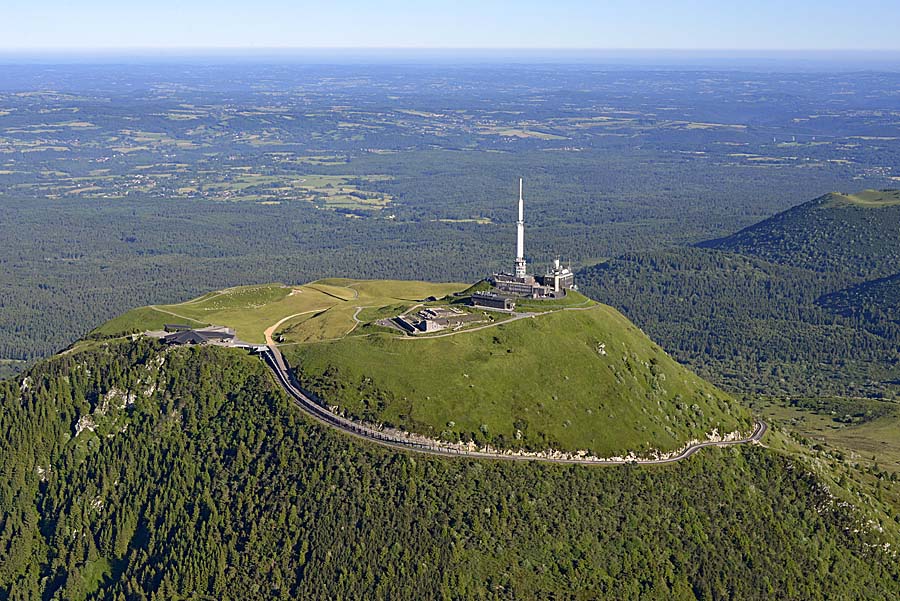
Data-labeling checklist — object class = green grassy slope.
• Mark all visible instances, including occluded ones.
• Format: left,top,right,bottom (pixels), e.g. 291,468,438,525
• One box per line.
90,305,210,338
757,395,900,470
91,279,468,344
89,278,749,456
699,189,900,278
287,304,751,456
826,189,900,207
2,341,898,599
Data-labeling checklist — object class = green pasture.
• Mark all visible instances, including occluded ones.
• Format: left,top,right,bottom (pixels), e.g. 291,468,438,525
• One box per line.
286,304,750,456
825,189,900,208
94,279,468,345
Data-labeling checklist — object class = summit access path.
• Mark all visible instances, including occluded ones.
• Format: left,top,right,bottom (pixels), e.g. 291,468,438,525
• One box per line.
394,304,597,341
260,345,768,465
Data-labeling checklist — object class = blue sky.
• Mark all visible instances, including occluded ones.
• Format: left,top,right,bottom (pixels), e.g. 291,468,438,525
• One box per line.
3,0,899,51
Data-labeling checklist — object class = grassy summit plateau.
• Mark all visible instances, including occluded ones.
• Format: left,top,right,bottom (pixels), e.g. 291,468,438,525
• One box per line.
95,278,751,456
93,278,466,344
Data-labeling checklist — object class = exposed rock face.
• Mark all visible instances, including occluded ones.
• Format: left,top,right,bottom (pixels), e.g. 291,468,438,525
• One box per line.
75,415,96,437
98,387,137,414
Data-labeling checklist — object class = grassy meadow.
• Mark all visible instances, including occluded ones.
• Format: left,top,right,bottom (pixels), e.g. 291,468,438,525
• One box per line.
93,279,467,344
93,278,751,456
825,189,900,208
757,397,900,470
286,304,751,456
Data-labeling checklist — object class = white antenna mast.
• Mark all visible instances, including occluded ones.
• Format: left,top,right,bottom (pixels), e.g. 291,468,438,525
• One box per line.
515,178,527,278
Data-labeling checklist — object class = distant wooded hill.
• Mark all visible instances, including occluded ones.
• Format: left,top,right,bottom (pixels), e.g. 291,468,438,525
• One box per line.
579,190,900,398
699,190,900,278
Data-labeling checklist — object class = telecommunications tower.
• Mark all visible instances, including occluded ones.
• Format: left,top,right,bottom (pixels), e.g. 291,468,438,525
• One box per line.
515,177,527,278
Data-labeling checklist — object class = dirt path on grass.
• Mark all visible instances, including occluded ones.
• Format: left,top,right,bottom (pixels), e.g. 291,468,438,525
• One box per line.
264,310,323,346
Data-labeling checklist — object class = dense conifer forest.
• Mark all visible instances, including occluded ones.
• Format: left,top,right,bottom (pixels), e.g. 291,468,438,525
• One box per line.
579,248,900,398
1,340,898,599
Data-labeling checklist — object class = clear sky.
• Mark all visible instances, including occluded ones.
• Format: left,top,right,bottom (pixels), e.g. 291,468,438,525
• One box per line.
3,0,899,51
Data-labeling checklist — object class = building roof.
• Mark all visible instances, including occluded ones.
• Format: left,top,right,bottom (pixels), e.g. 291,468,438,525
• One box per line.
163,328,235,345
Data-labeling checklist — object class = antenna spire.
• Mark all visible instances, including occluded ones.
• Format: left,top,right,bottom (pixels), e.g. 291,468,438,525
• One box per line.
515,178,526,278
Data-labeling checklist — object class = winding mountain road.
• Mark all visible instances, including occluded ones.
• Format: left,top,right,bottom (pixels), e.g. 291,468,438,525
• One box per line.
260,345,767,465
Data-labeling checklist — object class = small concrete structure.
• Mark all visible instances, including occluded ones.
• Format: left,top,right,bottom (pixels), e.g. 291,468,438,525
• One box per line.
421,313,481,332
389,306,484,335
471,291,515,311
392,316,420,334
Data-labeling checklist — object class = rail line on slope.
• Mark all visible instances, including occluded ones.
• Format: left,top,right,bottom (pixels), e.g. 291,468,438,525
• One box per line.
259,345,767,465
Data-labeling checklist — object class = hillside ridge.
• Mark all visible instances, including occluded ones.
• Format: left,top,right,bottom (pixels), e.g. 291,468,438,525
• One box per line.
698,189,900,278
89,278,751,457
2,338,898,599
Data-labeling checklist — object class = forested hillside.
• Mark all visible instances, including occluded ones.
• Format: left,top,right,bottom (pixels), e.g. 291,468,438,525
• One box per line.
700,190,900,278
2,340,898,599
819,272,900,328
578,248,900,398
579,189,900,399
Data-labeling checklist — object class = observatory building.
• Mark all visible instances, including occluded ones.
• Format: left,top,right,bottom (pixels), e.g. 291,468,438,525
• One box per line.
488,178,576,298
543,258,575,293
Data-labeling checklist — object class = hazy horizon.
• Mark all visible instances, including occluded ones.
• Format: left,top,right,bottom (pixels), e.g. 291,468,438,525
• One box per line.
2,48,900,70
